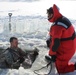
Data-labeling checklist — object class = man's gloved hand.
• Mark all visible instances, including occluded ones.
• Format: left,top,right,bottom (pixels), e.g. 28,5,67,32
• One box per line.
19,57,25,63
51,55,56,62
46,37,51,48
33,50,39,56
45,55,56,62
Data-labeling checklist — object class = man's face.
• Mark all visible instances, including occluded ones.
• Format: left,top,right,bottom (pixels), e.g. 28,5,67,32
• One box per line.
11,39,18,48
47,13,53,20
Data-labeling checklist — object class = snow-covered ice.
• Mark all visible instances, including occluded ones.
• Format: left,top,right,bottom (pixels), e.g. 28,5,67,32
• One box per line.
0,6,76,75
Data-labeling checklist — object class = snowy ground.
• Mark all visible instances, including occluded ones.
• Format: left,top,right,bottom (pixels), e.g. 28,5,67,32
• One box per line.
0,36,76,75
0,14,76,75
0,0,76,75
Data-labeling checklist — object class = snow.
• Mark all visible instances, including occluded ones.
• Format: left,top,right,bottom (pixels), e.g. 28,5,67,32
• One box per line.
0,2,76,75
0,17,76,75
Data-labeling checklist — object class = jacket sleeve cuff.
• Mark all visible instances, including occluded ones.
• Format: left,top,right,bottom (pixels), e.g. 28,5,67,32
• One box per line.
49,50,56,56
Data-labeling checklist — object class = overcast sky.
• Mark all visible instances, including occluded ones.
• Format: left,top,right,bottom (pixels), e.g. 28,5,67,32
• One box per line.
0,0,76,19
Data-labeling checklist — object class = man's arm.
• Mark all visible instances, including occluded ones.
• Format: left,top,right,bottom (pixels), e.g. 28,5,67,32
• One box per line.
52,38,60,52
4,50,14,66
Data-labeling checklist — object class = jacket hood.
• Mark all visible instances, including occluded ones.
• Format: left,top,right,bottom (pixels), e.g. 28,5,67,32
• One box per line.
48,4,62,22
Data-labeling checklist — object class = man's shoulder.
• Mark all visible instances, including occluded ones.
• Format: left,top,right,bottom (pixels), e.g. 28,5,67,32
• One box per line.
55,16,71,29
7,47,11,50
2,48,10,55
4,47,15,54
5,47,12,52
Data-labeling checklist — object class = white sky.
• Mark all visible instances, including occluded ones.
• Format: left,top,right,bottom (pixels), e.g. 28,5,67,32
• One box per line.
0,0,76,19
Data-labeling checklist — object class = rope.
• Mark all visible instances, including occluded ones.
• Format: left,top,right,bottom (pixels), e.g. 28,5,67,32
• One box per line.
33,61,52,75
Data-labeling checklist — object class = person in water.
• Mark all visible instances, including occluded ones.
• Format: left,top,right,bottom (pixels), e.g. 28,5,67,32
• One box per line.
4,37,26,69
0,37,38,69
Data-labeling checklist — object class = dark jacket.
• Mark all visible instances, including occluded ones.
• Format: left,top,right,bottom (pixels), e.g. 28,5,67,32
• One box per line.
0,47,26,69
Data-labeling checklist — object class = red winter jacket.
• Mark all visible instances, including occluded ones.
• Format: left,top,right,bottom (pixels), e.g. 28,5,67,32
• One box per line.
48,4,76,61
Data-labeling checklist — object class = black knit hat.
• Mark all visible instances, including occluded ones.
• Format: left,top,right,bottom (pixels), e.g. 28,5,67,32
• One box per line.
47,7,53,14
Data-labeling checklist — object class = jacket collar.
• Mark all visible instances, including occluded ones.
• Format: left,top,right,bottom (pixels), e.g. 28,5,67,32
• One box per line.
48,4,62,22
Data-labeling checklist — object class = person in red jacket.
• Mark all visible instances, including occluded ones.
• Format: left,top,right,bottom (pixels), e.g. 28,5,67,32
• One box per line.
46,4,76,74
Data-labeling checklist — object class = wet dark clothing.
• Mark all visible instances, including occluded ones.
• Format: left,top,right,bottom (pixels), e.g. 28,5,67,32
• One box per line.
0,47,26,69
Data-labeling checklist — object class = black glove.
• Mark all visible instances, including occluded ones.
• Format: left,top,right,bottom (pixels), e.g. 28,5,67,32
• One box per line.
45,55,56,62
19,57,25,63
33,50,39,56
46,37,51,48
51,55,56,62
45,55,52,62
